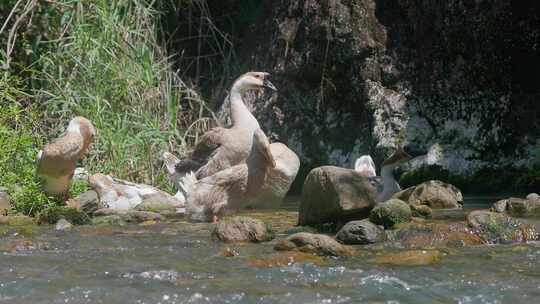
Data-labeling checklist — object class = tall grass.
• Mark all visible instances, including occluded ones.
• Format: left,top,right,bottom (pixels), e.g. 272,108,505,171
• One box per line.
0,0,220,214
32,0,214,188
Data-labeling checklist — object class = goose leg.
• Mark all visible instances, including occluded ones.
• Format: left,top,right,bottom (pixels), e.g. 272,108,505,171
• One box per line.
212,215,219,224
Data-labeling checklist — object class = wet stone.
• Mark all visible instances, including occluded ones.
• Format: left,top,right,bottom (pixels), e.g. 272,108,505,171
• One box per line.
467,210,539,244
369,199,412,229
0,188,10,215
274,232,355,257
212,216,274,243
55,218,73,231
335,219,384,245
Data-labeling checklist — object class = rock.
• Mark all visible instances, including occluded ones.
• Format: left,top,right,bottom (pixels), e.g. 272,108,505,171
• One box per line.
212,216,274,243
0,215,35,226
393,180,463,209
0,188,10,215
282,226,318,235
387,222,483,248
91,215,127,226
274,232,355,257
55,218,73,231
369,199,412,229
298,166,376,226
370,250,442,266
36,206,90,225
492,199,508,213
89,173,183,212
93,209,164,223
67,190,103,214
411,205,433,218
526,193,540,202
335,219,384,245
491,197,540,217
467,210,538,244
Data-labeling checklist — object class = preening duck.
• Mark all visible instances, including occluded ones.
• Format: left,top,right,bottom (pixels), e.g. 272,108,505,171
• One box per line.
36,117,96,198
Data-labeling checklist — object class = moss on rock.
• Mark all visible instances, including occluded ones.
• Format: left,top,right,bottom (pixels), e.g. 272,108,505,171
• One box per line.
369,199,412,229
37,206,90,225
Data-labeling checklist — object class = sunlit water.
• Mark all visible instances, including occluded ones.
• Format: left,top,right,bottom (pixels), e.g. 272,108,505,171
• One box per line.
1,196,540,304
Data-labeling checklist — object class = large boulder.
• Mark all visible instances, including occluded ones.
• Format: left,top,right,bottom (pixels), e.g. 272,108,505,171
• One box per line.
212,216,274,243
0,188,10,215
491,195,540,217
369,199,412,229
298,166,376,226
335,219,384,245
393,180,463,209
467,210,538,244
274,232,355,257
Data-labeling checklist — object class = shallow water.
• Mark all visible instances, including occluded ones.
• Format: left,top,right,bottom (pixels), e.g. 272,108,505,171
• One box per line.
1,197,540,304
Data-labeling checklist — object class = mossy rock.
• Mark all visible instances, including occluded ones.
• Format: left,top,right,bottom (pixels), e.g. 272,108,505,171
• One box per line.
212,216,275,243
411,205,433,219
91,215,128,226
37,206,91,225
369,199,412,229
0,215,35,226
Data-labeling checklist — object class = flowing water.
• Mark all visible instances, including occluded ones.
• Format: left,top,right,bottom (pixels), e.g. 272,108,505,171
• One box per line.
1,196,540,304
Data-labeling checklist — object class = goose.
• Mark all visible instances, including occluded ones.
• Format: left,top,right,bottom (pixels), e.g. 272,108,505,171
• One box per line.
36,116,96,198
376,146,426,202
173,72,277,180
179,129,300,223
355,146,426,202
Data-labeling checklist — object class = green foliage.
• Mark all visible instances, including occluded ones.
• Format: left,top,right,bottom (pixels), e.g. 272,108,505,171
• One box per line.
36,206,90,225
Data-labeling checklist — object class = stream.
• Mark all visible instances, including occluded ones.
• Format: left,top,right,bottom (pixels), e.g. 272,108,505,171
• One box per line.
1,196,540,304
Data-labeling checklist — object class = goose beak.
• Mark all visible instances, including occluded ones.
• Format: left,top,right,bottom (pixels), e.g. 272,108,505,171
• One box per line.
263,79,277,91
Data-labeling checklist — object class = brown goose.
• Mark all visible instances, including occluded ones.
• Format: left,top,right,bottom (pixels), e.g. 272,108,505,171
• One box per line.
173,72,277,179
36,117,96,198
180,129,300,222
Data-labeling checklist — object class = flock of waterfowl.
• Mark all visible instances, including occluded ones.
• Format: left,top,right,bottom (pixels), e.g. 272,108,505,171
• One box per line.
36,71,419,223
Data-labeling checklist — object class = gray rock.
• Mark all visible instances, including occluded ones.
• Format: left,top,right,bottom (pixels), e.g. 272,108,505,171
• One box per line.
467,210,538,244
93,209,164,223
491,197,540,217
491,199,508,213
335,219,384,245
369,199,412,229
91,215,127,226
411,205,433,218
298,166,376,226
55,218,73,231
212,217,274,243
274,232,355,257
0,188,10,215
393,180,463,209
526,193,540,201
68,190,103,214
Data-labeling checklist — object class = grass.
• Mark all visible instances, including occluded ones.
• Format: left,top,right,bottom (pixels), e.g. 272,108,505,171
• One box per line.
0,0,220,215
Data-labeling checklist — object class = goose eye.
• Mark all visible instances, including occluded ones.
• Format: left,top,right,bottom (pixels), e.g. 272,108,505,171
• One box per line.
254,75,261,79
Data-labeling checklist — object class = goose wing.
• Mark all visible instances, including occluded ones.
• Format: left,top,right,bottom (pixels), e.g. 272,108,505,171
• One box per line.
174,127,227,176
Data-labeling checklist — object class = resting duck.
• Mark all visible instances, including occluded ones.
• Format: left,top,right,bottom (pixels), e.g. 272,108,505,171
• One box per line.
173,72,277,180
180,129,300,222
36,117,96,198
